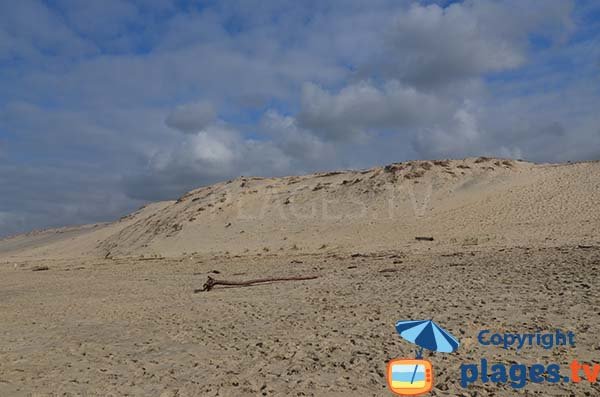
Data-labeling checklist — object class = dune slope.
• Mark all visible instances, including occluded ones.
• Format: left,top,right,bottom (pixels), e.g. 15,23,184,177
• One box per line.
1,157,598,259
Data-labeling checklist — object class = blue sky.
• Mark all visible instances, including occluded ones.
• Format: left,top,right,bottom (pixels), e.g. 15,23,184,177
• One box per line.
0,0,599,236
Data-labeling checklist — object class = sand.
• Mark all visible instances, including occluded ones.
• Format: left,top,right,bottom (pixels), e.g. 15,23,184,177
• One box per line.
2,158,599,261
1,157,599,396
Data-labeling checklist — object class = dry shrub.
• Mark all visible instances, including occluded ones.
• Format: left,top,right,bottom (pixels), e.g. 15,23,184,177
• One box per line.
384,163,404,173
317,171,343,178
420,161,433,170
433,160,450,167
474,156,491,163
404,170,425,179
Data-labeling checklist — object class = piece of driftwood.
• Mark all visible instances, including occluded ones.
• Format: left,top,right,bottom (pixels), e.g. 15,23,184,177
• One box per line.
415,236,434,241
195,275,319,292
31,266,49,272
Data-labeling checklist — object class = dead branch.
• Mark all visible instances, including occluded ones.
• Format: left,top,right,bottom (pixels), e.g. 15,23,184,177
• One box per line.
195,275,319,292
136,257,165,261
415,236,434,241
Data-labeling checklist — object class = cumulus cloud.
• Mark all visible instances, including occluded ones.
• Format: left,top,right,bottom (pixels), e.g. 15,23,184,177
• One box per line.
386,7,519,89
154,124,239,173
374,1,573,89
260,110,336,169
413,102,484,158
297,81,452,141
126,110,339,201
124,122,294,200
165,101,217,134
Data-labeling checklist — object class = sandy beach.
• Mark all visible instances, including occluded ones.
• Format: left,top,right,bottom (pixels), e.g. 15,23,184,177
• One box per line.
1,246,599,396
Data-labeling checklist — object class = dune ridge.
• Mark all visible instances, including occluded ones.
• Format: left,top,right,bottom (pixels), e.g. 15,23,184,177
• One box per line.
1,157,598,259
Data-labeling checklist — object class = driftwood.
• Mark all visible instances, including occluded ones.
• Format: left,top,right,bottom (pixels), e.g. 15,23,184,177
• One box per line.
415,236,434,241
195,275,319,292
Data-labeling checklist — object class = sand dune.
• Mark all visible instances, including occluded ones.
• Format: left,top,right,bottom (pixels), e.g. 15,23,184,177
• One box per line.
2,157,598,260
2,157,600,396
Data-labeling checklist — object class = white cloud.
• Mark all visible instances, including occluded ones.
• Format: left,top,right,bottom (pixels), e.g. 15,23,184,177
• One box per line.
260,110,335,168
298,81,452,141
159,124,240,173
127,121,294,200
165,101,217,134
190,131,235,165
413,102,484,158
128,112,340,200
372,1,572,89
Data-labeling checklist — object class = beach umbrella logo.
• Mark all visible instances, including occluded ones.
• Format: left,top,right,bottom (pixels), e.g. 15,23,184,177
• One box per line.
387,319,459,396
